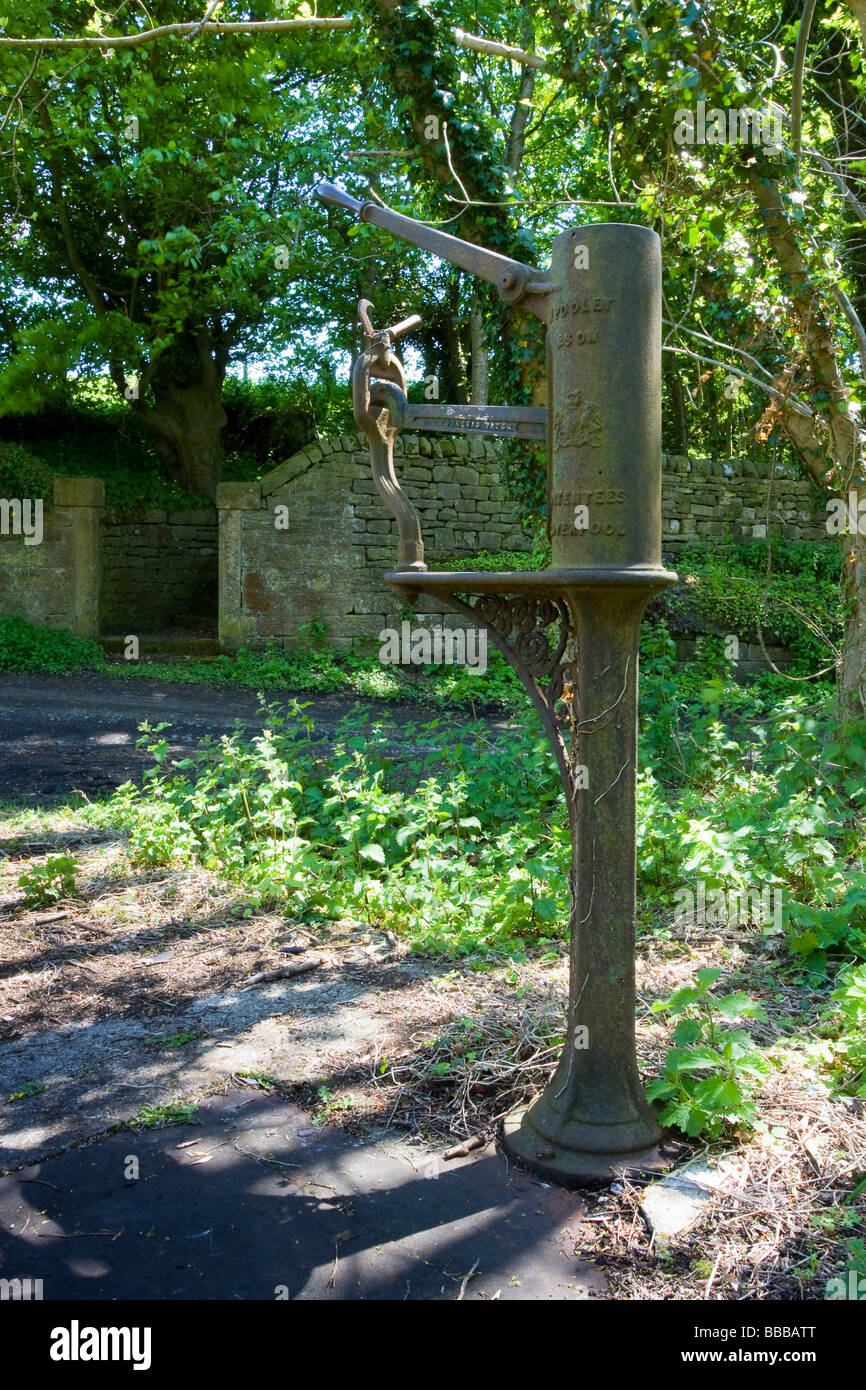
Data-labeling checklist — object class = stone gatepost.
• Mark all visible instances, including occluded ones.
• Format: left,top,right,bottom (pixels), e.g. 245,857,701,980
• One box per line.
53,476,105,639
216,481,262,649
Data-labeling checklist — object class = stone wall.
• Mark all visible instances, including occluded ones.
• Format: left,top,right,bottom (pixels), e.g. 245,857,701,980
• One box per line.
219,433,832,651
100,507,217,635
218,432,532,650
0,444,833,652
660,455,825,562
0,477,103,637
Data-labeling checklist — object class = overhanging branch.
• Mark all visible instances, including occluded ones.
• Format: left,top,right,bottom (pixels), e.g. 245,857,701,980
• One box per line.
0,18,552,74
0,18,354,48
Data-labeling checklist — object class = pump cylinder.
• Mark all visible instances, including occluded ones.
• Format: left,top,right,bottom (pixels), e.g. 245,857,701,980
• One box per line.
546,223,662,571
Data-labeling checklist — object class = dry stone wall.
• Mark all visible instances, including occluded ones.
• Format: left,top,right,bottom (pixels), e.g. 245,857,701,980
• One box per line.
0,477,103,637
0,443,832,650
219,434,831,651
100,507,217,634
218,432,532,650
660,454,826,560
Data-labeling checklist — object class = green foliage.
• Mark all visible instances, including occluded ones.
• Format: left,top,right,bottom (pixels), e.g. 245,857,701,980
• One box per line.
151,1030,199,1050
659,543,842,669
313,1084,353,1125
105,644,401,698
220,372,353,480
107,637,528,711
236,1070,278,1091
131,1102,200,1130
354,0,547,412
0,3,364,493
637,629,866,966
437,543,552,573
0,441,55,500
415,653,524,710
840,1235,866,1276
6,1081,47,1104
0,617,106,674
0,384,208,509
498,441,548,531
819,964,866,1097
732,538,842,584
648,968,770,1139
91,614,866,979
18,853,78,906
106,703,568,956
1,370,352,504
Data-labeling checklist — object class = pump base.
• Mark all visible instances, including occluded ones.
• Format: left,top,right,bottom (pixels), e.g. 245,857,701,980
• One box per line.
501,1105,672,1188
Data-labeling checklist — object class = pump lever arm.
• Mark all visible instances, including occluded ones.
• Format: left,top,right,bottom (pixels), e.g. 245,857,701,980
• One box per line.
315,181,554,322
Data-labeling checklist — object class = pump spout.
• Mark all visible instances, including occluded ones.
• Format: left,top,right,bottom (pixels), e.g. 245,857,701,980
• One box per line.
314,180,554,321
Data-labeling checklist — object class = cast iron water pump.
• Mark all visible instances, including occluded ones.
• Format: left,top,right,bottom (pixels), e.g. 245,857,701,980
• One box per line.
316,180,678,1184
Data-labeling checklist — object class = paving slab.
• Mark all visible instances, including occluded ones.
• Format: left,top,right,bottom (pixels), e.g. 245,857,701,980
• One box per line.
0,1091,607,1301
640,1154,744,1239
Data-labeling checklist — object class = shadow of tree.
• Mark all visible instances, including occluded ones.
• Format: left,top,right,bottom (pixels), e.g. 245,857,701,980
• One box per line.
0,1091,603,1301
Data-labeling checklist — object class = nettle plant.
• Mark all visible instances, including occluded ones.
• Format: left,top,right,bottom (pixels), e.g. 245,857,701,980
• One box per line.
819,963,866,1098
648,968,770,1139
636,649,866,971
113,703,570,956
18,853,78,907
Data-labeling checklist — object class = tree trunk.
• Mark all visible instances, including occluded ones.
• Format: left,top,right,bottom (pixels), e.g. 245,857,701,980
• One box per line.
139,377,227,500
469,295,489,405
505,12,536,175
840,529,866,704
748,160,864,705
664,360,689,452
367,0,546,404
847,0,866,53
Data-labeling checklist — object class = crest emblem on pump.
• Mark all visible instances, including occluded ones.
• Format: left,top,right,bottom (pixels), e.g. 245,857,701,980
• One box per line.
554,390,603,452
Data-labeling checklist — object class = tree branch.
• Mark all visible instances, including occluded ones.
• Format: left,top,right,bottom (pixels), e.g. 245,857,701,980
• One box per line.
0,18,354,48
505,61,536,171
846,0,866,54
792,0,818,170
661,345,814,415
834,284,866,380
0,18,555,75
451,27,547,70
803,146,866,224
0,47,40,141
749,161,862,484
662,318,776,381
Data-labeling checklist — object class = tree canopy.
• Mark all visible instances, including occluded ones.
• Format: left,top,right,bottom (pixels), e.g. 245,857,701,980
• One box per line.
2,1,866,692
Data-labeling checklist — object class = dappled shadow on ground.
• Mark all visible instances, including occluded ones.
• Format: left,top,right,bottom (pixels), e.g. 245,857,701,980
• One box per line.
0,1092,603,1301
0,809,457,1043
0,828,116,857
0,883,445,1039
0,835,468,1172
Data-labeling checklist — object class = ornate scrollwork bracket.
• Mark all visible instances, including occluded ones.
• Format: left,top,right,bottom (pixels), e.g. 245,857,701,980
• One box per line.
427,588,586,834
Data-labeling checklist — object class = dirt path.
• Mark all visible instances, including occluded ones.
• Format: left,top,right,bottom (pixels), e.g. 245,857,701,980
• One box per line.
0,674,517,1174
0,673,507,799
2,677,862,1303
0,937,449,1171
